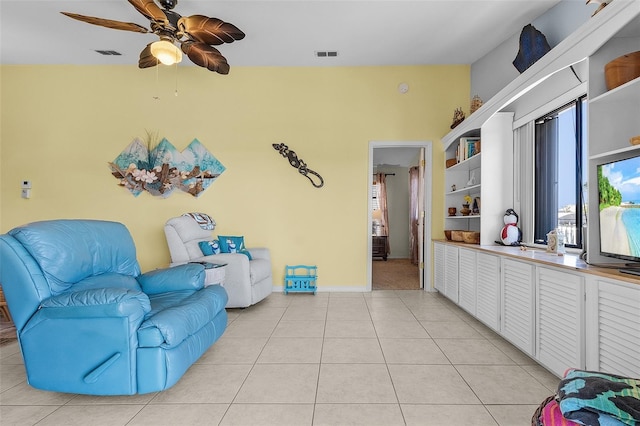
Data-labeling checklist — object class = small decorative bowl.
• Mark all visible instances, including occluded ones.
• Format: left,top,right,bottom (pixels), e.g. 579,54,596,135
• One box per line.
604,51,640,91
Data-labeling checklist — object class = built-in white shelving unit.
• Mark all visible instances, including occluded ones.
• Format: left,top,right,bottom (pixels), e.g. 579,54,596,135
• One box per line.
439,0,640,252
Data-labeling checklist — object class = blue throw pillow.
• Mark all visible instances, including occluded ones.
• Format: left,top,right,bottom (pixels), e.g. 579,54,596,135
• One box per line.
198,240,221,256
218,235,252,260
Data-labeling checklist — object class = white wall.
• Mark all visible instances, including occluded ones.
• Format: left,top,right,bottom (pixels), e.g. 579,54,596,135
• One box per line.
470,0,595,102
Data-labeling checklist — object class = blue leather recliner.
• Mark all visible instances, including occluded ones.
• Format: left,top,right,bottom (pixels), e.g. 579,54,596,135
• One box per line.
0,219,228,395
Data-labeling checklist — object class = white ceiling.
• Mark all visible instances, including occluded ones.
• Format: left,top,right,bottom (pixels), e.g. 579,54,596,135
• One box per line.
0,0,563,68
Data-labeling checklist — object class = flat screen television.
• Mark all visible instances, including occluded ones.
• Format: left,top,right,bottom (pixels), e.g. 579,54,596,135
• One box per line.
597,153,640,271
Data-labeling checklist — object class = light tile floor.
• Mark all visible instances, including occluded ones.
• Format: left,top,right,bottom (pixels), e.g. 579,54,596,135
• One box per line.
0,290,560,425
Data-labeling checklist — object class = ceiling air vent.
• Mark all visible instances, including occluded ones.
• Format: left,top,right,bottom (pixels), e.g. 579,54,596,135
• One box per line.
316,51,338,58
95,50,122,56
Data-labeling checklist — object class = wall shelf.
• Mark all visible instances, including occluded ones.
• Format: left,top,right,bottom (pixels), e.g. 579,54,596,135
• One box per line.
446,184,481,196
447,215,481,220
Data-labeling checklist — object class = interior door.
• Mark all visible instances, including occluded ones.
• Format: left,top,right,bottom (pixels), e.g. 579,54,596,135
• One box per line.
418,148,425,288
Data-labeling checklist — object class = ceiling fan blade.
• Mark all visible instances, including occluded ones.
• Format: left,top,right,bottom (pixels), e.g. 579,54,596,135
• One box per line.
61,12,149,33
128,0,169,26
181,41,230,74
178,15,245,46
138,43,158,69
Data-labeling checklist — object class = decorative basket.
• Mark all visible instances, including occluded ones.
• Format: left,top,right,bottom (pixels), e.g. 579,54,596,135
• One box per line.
445,158,457,168
604,51,640,91
444,230,452,240
451,230,464,242
462,231,480,244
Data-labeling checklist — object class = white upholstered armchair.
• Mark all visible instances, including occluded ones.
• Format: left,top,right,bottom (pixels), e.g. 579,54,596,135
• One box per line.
164,215,272,308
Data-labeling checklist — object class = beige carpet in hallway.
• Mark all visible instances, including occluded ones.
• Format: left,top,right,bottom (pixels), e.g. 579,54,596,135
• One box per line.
372,258,420,290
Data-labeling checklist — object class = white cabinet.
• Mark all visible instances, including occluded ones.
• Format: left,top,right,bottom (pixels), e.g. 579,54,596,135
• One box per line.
458,248,476,315
536,266,585,377
434,242,445,293
586,277,640,378
475,252,501,331
433,242,640,377
501,258,535,356
433,242,459,303
444,244,459,303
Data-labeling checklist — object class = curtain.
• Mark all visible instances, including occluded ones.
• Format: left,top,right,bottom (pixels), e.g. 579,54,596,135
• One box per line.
409,166,420,265
376,172,390,256
514,122,535,244
534,116,559,243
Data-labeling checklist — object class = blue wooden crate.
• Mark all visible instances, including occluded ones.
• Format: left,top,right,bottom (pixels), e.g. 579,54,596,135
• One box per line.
284,265,317,294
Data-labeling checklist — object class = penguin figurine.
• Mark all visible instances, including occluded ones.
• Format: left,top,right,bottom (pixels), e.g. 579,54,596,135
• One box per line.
500,209,522,246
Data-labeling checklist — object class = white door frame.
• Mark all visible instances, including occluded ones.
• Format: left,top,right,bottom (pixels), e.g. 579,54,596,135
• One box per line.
367,141,433,291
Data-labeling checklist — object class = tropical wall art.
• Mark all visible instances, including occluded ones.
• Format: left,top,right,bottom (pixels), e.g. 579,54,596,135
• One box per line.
109,136,225,197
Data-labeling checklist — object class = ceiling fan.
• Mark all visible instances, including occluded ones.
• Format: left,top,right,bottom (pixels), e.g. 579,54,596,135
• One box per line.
61,0,245,74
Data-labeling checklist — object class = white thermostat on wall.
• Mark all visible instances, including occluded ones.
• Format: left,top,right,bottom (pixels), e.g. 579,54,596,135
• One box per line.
398,83,409,94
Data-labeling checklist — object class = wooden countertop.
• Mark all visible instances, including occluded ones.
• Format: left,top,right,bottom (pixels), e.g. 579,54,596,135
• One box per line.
433,240,640,286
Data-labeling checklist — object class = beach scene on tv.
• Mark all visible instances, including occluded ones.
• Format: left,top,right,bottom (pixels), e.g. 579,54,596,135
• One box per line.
598,156,640,258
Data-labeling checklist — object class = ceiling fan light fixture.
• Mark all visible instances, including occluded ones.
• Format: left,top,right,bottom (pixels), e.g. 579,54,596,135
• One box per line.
151,39,182,65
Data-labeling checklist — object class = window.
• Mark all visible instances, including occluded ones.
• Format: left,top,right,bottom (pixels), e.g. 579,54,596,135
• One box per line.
534,96,588,248
372,181,380,211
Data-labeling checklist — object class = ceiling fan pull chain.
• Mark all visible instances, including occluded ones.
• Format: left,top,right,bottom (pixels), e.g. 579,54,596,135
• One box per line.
153,60,160,100
174,61,179,97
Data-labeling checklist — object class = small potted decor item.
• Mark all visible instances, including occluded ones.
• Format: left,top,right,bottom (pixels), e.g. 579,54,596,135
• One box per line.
499,209,522,246
470,95,483,114
448,207,457,216
450,107,465,129
460,195,472,216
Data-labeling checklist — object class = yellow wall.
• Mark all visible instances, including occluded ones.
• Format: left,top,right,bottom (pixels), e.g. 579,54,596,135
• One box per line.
0,64,469,288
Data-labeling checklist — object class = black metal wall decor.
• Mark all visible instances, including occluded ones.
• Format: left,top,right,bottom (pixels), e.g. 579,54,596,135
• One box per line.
272,143,324,188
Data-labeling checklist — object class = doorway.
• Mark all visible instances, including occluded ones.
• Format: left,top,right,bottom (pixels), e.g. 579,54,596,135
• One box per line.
367,141,432,292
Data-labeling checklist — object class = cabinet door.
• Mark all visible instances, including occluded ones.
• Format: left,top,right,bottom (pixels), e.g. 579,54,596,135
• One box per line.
434,243,445,293
501,258,534,356
536,267,584,377
458,248,476,315
444,245,459,303
476,252,500,331
586,278,640,377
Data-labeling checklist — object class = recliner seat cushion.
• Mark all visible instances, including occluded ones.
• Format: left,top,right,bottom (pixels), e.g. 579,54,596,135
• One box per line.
72,273,142,293
138,285,228,348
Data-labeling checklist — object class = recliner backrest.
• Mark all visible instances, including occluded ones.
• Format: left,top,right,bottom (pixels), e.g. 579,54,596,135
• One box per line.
8,220,141,295
164,216,213,264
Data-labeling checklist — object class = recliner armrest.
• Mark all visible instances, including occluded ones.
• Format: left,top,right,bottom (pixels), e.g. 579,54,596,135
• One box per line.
38,288,151,319
137,263,205,295
247,247,270,262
